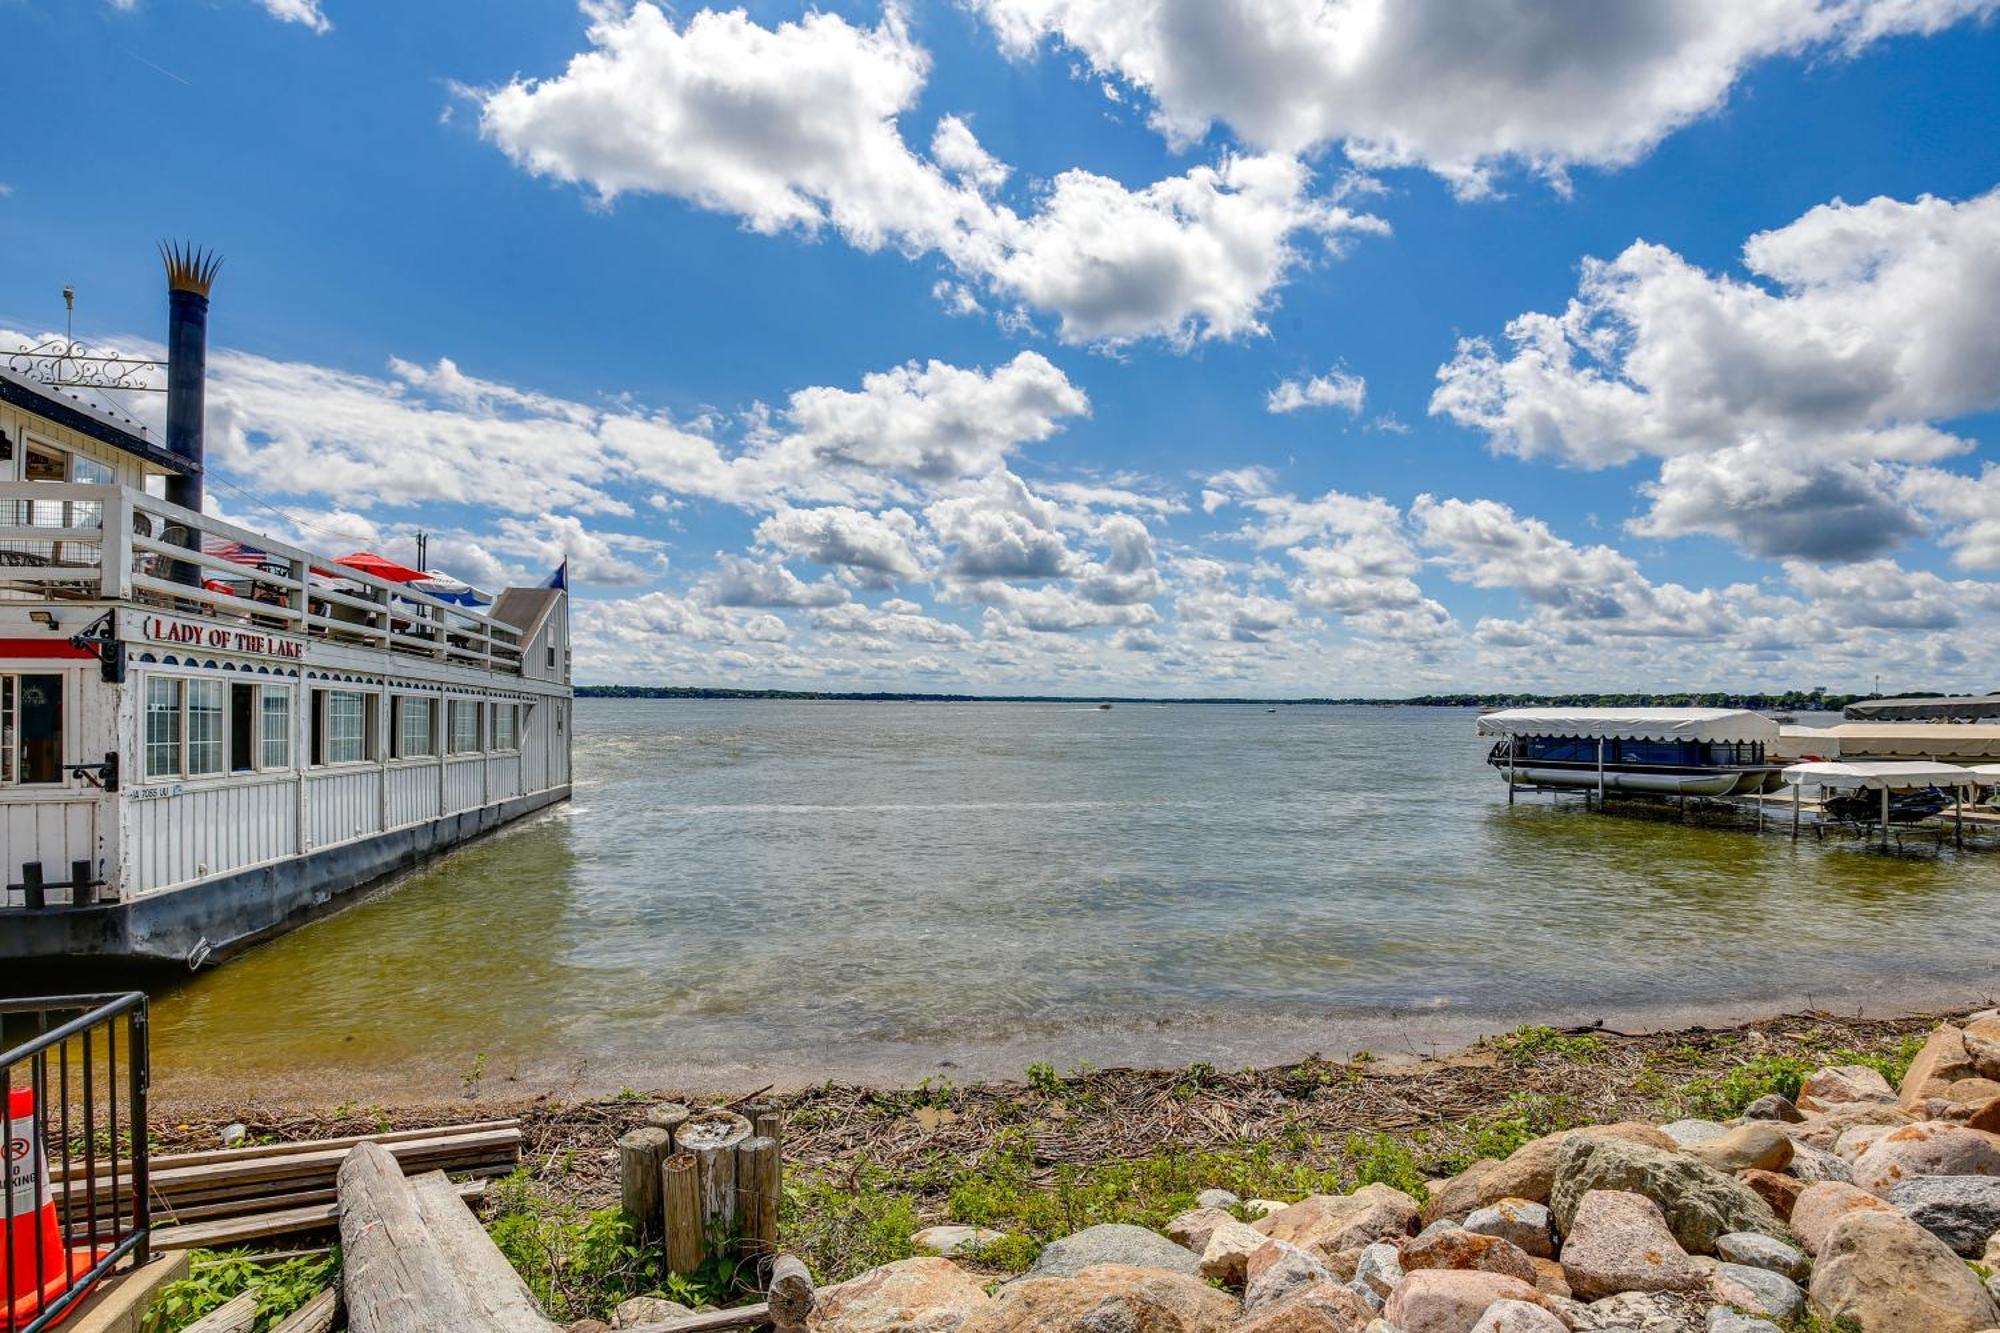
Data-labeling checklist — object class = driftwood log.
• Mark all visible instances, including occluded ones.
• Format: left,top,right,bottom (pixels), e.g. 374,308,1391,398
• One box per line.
663,1151,704,1275
674,1110,752,1244
617,1127,675,1239
767,1254,815,1332
734,1136,778,1262
338,1140,559,1333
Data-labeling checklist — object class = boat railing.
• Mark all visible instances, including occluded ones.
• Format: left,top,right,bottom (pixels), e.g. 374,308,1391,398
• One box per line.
0,482,524,674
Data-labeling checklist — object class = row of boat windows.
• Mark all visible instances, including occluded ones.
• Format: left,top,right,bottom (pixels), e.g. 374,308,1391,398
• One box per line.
142,675,524,780
1513,737,1769,766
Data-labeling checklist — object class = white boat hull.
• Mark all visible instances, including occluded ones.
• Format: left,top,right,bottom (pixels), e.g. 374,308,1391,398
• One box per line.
1506,765,1750,797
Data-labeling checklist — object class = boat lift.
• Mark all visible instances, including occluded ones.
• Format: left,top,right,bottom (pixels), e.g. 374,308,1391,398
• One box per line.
1781,760,1983,850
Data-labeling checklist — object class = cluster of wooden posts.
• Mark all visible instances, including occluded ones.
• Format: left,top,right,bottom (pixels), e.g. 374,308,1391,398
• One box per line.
616,1101,783,1280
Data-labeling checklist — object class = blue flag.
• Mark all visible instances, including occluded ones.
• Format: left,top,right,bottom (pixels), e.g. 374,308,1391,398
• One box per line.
542,559,569,592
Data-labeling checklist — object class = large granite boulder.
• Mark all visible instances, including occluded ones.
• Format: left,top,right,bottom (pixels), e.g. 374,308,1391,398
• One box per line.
1421,1125,1674,1223
1200,1218,1273,1285
1230,1283,1373,1332
1244,1239,1340,1314
957,1263,1236,1333
1683,1123,1792,1175
1468,1301,1569,1333
1381,1270,1545,1333
1164,1205,1236,1254
1796,1065,1896,1112
1462,1199,1555,1259
1964,1016,2000,1079
1027,1223,1201,1278
1898,1024,1979,1107
1557,1190,1706,1301
1708,1262,1804,1323
1807,1209,2000,1332
1711,1231,1807,1281
807,1257,993,1333
1849,1121,2000,1195
1398,1226,1538,1286
1788,1180,1895,1255
1885,1174,2000,1255
1257,1184,1420,1258
1550,1135,1788,1254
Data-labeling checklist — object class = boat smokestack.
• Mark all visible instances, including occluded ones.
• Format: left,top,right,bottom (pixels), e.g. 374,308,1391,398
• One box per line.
161,241,220,516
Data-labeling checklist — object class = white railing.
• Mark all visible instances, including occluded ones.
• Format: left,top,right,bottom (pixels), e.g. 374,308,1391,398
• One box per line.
0,483,525,673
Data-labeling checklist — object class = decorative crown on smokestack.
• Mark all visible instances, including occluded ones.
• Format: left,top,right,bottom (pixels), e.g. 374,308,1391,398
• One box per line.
159,241,223,297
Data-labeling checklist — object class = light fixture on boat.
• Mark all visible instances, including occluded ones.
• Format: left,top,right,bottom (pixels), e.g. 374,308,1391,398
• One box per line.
29,609,58,629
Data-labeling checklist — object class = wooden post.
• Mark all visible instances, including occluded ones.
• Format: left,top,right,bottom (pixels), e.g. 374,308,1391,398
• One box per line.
1955,786,1964,850
752,1106,782,1155
647,1103,691,1141
1507,739,1516,805
735,1135,778,1263
1880,785,1891,850
618,1127,674,1239
663,1152,703,1277
22,861,44,910
1792,780,1802,840
676,1111,752,1248
767,1255,814,1332
1596,736,1605,811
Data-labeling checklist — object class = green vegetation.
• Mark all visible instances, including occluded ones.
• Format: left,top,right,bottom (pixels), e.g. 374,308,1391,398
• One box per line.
1666,1032,1927,1120
1490,1024,1606,1067
145,1250,338,1333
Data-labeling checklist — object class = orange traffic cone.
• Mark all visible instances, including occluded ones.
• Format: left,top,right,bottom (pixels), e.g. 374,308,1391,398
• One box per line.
5,1087,99,1331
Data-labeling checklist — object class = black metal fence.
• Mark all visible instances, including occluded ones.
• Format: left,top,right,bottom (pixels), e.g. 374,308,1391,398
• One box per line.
2,993,149,1333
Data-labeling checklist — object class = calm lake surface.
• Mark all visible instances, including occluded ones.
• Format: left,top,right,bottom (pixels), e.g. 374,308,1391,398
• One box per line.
142,701,1997,1100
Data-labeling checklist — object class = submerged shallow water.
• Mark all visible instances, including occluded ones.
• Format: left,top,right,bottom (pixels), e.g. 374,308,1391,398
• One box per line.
133,701,1995,1100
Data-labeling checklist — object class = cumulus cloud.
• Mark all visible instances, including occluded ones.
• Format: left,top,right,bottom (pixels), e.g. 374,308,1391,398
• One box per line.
474,3,1383,346
973,0,1996,194
755,506,931,583
258,0,330,32
702,555,849,609
1433,188,2000,561
927,470,1077,579
1267,367,1365,415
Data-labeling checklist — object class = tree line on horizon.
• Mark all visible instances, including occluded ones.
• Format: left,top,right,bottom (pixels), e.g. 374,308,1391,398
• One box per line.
574,684,1912,709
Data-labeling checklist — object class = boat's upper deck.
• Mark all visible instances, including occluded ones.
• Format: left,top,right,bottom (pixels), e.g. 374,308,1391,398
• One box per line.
0,481,531,676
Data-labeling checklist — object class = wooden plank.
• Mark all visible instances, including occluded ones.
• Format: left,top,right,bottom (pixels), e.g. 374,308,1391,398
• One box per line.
54,1119,520,1180
268,1287,339,1333
153,1179,487,1251
63,1128,520,1200
182,1291,259,1333
135,1163,515,1227
623,1304,771,1333
409,1172,551,1333
337,1142,493,1333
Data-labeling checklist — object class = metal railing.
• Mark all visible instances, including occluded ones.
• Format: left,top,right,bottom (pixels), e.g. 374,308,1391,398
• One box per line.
1,993,149,1333
0,482,524,673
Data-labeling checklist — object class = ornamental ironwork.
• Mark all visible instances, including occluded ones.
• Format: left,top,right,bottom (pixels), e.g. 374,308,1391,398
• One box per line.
6,337,166,392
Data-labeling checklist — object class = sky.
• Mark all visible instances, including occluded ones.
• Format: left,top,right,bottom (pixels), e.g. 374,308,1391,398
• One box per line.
4,0,2000,696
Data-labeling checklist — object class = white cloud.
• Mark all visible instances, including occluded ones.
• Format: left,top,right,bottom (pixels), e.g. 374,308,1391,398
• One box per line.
702,555,849,608
926,470,1077,579
1433,188,2000,561
974,0,1997,194
475,3,1383,347
1267,366,1365,415
258,0,330,32
755,506,931,583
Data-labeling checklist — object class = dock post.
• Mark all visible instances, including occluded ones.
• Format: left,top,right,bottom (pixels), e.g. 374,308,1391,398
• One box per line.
1507,743,1516,805
1596,737,1605,812
1880,786,1890,850
663,1152,703,1276
21,861,43,910
1792,783,1801,841
70,858,92,906
1955,787,1964,850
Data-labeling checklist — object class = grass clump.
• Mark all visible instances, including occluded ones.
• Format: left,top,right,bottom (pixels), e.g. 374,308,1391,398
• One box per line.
486,1169,729,1320
1491,1024,1605,1067
1668,1031,1930,1120
145,1250,337,1333
779,1164,925,1284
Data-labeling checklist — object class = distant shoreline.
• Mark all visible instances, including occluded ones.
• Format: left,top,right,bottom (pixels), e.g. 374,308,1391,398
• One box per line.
577,685,1873,709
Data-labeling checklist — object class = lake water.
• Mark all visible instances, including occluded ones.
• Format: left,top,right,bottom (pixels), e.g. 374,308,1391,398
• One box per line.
140,701,1997,1102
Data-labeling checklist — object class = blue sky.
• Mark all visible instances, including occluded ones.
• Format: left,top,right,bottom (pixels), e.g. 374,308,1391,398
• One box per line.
5,0,1999,694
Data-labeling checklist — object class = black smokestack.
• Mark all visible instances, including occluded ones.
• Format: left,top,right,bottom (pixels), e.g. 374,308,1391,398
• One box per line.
160,241,220,517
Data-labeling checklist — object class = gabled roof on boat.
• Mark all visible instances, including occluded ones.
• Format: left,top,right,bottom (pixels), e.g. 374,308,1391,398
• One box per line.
0,365,192,476
1475,707,1780,742
490,585,563,643
1843,692,2000,721
1782,760,1979,790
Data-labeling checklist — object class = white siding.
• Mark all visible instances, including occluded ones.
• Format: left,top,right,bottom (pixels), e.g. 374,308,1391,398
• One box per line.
129,777,295,895
307,768,382,849
385,762,442,826
443,758,484,814
486,752,522,803
1,799,97,906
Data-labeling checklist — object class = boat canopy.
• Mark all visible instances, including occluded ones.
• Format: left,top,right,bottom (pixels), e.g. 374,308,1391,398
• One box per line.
1781,760,1979,791
1968,764,2000,780
1475,708,1779,743
1843,692,2000,722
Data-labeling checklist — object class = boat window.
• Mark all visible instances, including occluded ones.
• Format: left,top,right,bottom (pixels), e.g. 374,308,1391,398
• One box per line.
448,699,483,754
2,673,64,785
0,677,12,784
145,677,183,779
322,689,370,764
231,682,257,772
393,696,435,758
260,687,291,769
186,679,225,776
491,703,516,751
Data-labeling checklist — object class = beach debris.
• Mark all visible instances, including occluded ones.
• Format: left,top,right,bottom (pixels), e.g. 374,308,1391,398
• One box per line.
911,1225,1011,1259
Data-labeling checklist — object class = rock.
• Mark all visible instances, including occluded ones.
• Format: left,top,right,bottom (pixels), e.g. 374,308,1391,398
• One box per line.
1899,1024,1979,1106
1398,1228,1538,1286
1797,1065,1896,1112
1559,1190,1707,1301
958,1263,1235,1333
1787,1101,1911,1153
1232,1283,1373,1333
1245,1240,1340,1314
1708,1264,1803,1322
808,1257,992,1333
1788,1180,1894,1255
1684,1124,1792,1175
567,1321,610,1333
1710,1233,1806,1282
1833,1124,1895,1162
1258,1185,1421,1258
1322,1248,1364,1282
1946,1078,2000,1105
1740,1094,1801,1124
1732,1171,1802,1220
1468,1300,1569,1333
1776,1140,1850,1185
1351,1243,1403,1300
1463,1200,1555,1259
1703,1313,1780,1333
221,1122,248,1146
1807,1209,2000,1332
1381,1270,1544,1333
1527,1258,1569,1300
1886,1174,2000,1255
912,1226,1010,1258
1028,1223,1201,1279
1245,1200,1289,1218
1197,1188,1241,1210
1987,1230,2000,1266
1549,1136,1788,1255
1423,1126,1676,1224
1968,1096,2000,1135
1166,1206,1237,1254
1965,1016,2000,1080
1850,1122,2000,1195
1201,1219,1272,1285
1560,1289,1708,1332
1660,1120,1728,1148
612,1297,693,1328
